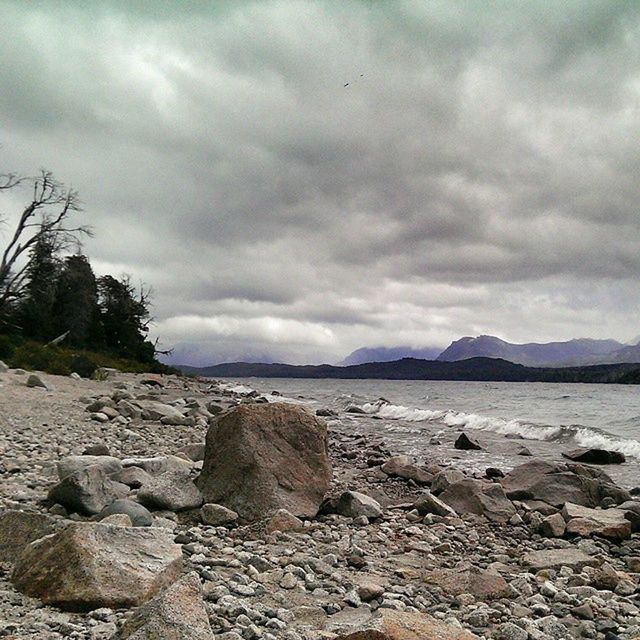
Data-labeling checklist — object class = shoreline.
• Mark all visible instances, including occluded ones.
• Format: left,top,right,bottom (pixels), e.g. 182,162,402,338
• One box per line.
0,367,639,639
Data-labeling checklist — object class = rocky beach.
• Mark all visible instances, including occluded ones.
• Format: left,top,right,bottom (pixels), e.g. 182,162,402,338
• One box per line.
0,365,639,640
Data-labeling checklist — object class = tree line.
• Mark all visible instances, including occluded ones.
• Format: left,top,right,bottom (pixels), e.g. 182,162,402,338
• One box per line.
1,168,162,366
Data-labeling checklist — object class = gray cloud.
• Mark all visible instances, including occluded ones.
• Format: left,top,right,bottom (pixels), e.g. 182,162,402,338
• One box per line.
1,0,639,364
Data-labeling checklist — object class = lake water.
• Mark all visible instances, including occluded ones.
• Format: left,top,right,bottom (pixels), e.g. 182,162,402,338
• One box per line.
217,378,640,489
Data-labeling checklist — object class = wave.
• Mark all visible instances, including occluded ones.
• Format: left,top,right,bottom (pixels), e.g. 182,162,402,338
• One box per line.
356,399,640,459
572,427,640,459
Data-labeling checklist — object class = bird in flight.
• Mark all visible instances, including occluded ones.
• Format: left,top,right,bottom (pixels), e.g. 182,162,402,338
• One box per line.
343,74,364,87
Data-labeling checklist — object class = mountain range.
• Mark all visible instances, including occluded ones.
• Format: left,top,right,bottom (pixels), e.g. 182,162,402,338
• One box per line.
339,335,640,368
436,335,640,367
177,357,640,384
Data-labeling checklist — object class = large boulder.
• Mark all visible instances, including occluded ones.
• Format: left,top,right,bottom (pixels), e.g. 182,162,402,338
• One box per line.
331,609,479,639
0,510,56,563
197,403,332,521
562,448,625,465
48,465,129,515
12,522,182,611
500,459,630,508
137,472,203,512
439,478,516,523
115,572,213,639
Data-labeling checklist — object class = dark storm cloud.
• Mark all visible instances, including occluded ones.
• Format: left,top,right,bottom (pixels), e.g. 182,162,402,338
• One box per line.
1,0,639,363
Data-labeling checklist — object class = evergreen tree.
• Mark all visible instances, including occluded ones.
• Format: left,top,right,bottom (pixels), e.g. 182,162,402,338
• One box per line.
52,254,103,348
98,275,154,361
18,229,61,341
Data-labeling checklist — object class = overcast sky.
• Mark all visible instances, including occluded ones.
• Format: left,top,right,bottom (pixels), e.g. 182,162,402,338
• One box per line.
1,1,639,365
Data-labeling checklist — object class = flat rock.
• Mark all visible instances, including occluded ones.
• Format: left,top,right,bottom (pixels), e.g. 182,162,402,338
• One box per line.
380,456,433,484
197,403,332,521
0,510,56,563
121,456,193,476
11,522,182,611
57,455,123,480
48,465,129,515
137,472,203,512
332,609,479,639
440,478,516,523
562,502,631,540
424,568,511,600
523,548,600,572
116,572,213,639
501,459,630,508
135,401,185,422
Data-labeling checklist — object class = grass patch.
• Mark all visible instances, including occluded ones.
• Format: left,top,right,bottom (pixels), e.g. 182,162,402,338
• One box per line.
2,337,179,378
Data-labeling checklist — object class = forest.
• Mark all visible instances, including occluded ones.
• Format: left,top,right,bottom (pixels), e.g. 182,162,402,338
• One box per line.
0,169,172,376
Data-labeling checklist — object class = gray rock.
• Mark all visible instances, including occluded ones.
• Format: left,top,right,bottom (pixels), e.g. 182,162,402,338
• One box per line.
113,466,153,489
11,522,182,611
137,472,203,511
82,444,111,456
26,373,47,388
493,622,528,640
177,443,206,462
538,513,566,538
380,455,433,484
501,459,630,508
116,572,214,639
562,502,631,540
98,499,154,527
0,359,8,373
48,465,129,515
413,490,456,517
121,456,192,476
197,403,331,521
135,401,186,422
335,491,382,519
430,469,465,494
440,478,516,523
200,503,239,526
57,455,123,480
0,510,56,563
522,548,600,572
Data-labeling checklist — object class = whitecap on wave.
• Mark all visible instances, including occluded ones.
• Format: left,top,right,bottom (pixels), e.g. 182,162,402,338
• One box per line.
356,399,640,459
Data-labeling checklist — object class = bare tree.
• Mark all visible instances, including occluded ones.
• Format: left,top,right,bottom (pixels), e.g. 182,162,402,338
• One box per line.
0,170,90,317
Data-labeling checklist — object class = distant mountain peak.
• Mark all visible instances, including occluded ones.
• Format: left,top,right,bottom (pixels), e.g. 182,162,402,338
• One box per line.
339,345,443,366
437,335,628,367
